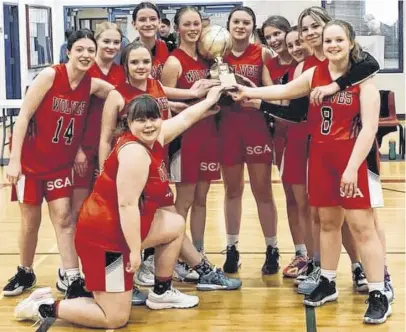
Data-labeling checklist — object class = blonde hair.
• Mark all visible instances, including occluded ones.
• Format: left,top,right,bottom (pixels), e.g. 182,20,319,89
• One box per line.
298,6,332,35
94,21,123,41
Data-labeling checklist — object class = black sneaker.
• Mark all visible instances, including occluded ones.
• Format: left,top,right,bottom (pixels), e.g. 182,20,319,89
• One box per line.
364,290,392,324
223,245,240,273
3,266,36,296
353,265,368,293
261,246,280,275
303,275,338,307
64,278,93,299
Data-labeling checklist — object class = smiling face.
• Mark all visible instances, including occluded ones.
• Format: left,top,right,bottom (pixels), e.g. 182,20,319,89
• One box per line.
263,26,287,54
177,10,202,45
285,30,312,62
129,117,162,146
127,47,152,82
96,29,121,61
68,37,96,71
228,10,254,41
133,8,160,40
300,14,325,48
323,24,352,62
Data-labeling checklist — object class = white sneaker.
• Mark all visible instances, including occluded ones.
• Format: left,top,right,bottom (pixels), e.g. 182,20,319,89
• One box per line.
134,256,155,286
146,288,199,310
56,268,68,293
173,262,199,283
14,287,54,322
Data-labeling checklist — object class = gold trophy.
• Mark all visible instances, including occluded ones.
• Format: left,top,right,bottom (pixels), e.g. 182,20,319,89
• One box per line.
197,25,238,89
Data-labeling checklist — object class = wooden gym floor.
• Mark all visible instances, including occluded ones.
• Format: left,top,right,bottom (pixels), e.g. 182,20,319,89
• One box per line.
0,131,404,331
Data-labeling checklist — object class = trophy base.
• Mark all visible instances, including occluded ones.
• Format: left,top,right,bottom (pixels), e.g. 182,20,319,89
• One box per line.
217,74,248,106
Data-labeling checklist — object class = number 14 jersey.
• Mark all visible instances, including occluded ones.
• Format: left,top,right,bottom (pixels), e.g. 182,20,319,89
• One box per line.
21,64,91,177
308,60,361,143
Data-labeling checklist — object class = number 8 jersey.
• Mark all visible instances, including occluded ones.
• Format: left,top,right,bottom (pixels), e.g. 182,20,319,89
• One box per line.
308,60,361,142
21,64,91,177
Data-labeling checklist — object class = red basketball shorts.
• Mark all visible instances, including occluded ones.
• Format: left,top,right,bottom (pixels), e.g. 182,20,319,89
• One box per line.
73,149,98,189
11,168,73,205
307,140,384,209
281,123,308,185
219,110,273,166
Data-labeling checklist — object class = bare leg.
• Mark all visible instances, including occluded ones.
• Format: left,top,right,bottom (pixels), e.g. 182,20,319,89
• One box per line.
19,204,42,267
342,220,361,264
190,181,211,251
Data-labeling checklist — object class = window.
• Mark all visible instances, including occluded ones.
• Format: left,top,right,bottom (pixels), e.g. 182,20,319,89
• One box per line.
322,0,403,73
26,5,53,69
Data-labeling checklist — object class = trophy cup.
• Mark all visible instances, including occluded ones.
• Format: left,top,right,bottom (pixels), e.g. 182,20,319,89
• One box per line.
197,25,238,89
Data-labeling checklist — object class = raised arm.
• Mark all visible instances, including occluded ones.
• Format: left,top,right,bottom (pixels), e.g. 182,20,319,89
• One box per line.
341,77,380,197
232,67,314,102
99,90,125,167
7,67,55,184
117,143,150,271
90,78,114,100
160,86,223,145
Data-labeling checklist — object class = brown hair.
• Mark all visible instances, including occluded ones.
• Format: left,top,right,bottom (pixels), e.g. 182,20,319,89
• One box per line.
323,19,365,63
94,22,123,41
298,6,332,34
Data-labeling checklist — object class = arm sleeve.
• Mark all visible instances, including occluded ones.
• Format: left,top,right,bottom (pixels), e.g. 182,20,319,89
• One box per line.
335,51,380,90
259,97,309,124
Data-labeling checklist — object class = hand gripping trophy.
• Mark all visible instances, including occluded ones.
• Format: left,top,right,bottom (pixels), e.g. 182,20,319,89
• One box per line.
197,25,240,89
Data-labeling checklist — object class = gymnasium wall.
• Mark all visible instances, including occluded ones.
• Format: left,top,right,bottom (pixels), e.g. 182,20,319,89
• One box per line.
0,0,404,114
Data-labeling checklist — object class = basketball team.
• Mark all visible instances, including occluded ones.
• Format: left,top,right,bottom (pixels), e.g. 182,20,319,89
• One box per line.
3,2,394,328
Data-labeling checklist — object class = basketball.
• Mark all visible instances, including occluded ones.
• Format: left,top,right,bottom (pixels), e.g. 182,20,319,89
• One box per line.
197,25,233,60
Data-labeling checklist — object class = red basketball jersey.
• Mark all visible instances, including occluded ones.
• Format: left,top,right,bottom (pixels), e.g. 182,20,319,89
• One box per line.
78,132,173,250
170,48,215,136
308,61,361,142
265,56,295,84
21,64,91,177
115,78,170,121
302,54,327,72
224,43,263,112
82,63,126,152
151,40,169,80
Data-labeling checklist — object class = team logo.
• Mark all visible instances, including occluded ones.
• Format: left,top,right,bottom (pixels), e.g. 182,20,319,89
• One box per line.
246,144,272,155
340,187,364,198
46,176,72,191
200,162,220,172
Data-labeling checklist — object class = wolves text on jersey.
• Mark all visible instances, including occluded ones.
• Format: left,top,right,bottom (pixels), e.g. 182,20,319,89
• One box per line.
323,91,353,106
184,69,210,84
52,97,87,116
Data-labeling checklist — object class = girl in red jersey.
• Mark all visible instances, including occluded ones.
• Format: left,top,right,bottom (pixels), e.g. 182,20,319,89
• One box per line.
71,22,125,237
160,6,220,278
4,30,114,299
131,2,169,80
219,6,279,276
14,89,226,328
262,16,310,279
101,41,241,292
231,20,390,324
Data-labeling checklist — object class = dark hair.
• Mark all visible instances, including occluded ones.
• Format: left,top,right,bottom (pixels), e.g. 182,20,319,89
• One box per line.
174,6,202,28
261,15,291,36
161,18,171,26
323,19,366,63
116,94,161,136
120,41,152,79
66,29,97,51
285,25,298,40
132,2,161,22
298,6,332,34
226,6,256,32
65,28,75,40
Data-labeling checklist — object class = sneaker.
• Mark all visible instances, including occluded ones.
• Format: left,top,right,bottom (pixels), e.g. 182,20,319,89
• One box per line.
297,266,321,295
3,266,36,296
283,253,308,278
384,281,394,304
197,268,242,291
353,266,368,293
364,290,392,324
64,277,93,299
262,246,280,275
132,287,147,306
134,256,155,287
223,245,241,273
173,262,199,283
295,260,315,286
303,276,338,307
146,288,199,310
14,287,54,322
56,268,68,293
